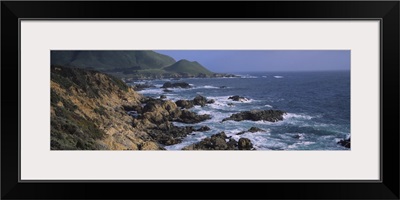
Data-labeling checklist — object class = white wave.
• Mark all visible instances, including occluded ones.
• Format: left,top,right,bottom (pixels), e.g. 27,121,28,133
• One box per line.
239,74,258,78
137,88,163,95
287,141,316,149
132,81,148,85
264,104,273,108
254,120,283,125
280,133,306,140
283,113,313,120
203,85,220,89
164,133,209,150
274,76,284,78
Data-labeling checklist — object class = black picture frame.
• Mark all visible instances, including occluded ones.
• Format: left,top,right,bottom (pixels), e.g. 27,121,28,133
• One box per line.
2,1,399,199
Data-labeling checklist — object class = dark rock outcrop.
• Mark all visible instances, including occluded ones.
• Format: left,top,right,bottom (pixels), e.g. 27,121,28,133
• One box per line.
182,132,232,150
228,95,249,102
176,110,211,124
161,82,191,89
207,99,215,104
175,99,194,109
236,127,265,135
160,95,167,99
182,132,254,150
238,138,253,150
337,137,351,148
146,122,195,145
193,95,208,107
175,95,214,109
222,110,286,122
196,126,211,132
132,84,156,91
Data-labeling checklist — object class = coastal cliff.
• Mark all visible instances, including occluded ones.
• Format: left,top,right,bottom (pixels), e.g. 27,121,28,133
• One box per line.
51,66,214,150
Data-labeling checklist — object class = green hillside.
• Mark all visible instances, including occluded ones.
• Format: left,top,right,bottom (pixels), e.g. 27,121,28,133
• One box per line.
51,50,176,71
164,59,214,75
51,50,234,79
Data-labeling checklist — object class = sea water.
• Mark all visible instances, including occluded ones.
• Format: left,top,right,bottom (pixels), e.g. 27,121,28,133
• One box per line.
134,71,350,150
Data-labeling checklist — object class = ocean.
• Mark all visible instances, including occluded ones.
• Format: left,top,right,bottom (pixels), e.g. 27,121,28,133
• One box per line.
133,71,350,150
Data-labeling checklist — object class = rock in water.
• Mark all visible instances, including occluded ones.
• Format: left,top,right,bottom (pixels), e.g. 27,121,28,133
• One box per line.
337,137,351,148
196,126,211,132
161,82,191,89
175,99,194,109
193,95,208,106
207,99,215,104
133,84,156,91
228,95,249,102
175,95,214,109
182,132,233,150
182,132,254,150
236,127,265,135
176,110,211,124
222,110,286,122
248,127,265,132
238,138,253,150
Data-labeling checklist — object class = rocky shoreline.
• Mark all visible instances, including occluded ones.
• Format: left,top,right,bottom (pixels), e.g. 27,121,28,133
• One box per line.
125,92,285,150
51,67,349,150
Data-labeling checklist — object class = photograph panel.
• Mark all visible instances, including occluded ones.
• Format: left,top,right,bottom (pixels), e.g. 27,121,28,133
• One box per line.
50,50,350,151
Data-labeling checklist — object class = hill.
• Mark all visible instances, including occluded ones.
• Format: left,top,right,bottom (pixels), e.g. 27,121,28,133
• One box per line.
51,50,176,71
164,59,214,75
51,50,235,79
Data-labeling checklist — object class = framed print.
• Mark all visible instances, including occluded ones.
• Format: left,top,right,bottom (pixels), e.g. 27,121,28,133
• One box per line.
2,1,399,200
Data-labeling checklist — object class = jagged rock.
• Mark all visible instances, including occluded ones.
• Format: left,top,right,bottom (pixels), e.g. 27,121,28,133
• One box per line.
228,95,249,102
160,95,167,99
176,110,211,124
132,84,156,91
147,122,196,145
182,132,236,150
141,99,181,124
140,141,165,150
219,86,227,89
227,138,238,149
238,138,253,150
161,82,191,89
122,104,143,114
207,99,215,104
337,137,351,148
196,126,211,132
222,110,286,122
236,127,265,135
193,95,208,107
182,132,254,151
175,99,194,109
227,103,235,106
175,95,214,109
248,127,265,132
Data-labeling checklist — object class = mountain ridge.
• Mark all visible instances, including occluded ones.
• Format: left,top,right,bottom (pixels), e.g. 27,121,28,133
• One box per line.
51,50,234,79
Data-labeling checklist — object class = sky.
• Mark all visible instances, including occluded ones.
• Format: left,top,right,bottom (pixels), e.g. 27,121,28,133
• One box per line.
155,50,350,73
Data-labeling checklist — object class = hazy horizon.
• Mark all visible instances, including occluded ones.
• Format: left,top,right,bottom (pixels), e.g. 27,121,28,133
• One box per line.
155,50,350,73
